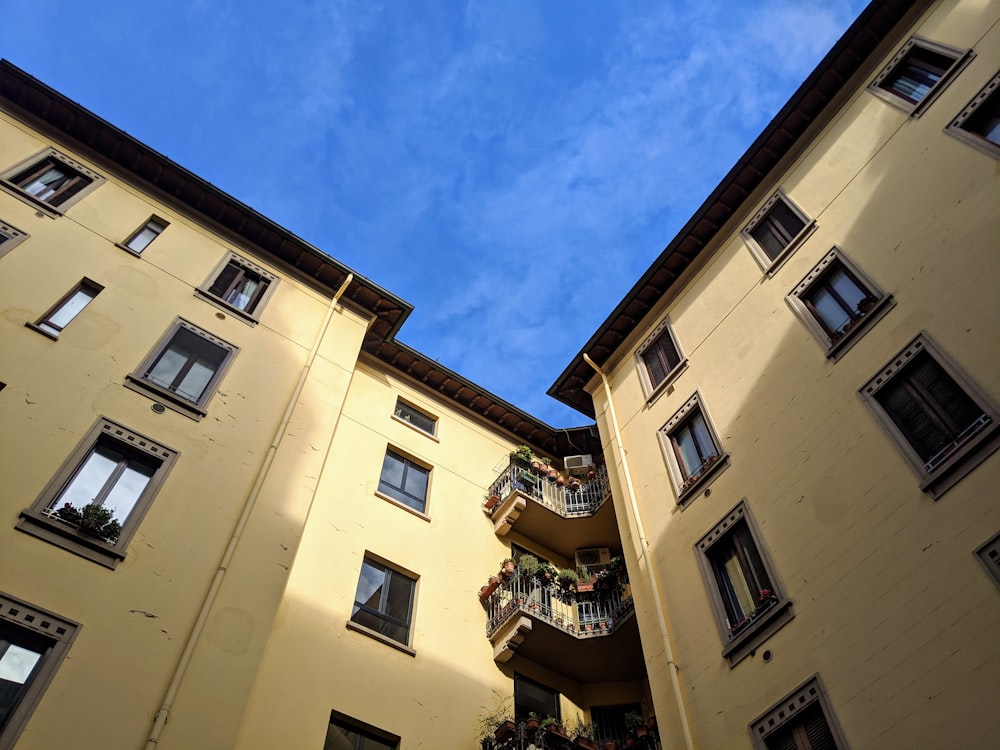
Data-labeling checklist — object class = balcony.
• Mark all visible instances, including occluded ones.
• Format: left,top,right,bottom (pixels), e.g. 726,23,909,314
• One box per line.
484,718,661,750
482,568,644,682
484,461,619,558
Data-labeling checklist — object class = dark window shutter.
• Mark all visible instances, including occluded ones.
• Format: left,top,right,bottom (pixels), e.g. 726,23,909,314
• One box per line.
208,262,241,297
735,525,771,596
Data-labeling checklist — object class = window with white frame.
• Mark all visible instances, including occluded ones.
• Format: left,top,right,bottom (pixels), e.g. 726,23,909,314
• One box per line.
377,449,430,514
392,399,437,437
350,556,416,650
695,500,792,665
868,36,973,116
121,217,168,254
126,319,237,418
325,712,398,750
0,220,28,260
945,70,1000,158
750,675,847,750
16,417,178,568
198,252,277,322
741,190,814,271
859,333,999,499
0,592,79,748
636,316,685,398
659,393,727,503
0,148,104,213
28,279,103,339
787,247,894,360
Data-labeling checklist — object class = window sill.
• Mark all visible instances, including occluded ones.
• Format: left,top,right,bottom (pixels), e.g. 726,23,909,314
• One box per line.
374,490,431,522
16,510,124,569
114,242,145,257
193,289,260,326
721,598,794,667
346,620,416,657
761,221,818,277
944,127,1000,160
643,360,689,407
824,295,895,362
24,322,59,341
391,414,440,442
0,182,64,217
124,376,206,421
919,419,1000,500
676,454,730,507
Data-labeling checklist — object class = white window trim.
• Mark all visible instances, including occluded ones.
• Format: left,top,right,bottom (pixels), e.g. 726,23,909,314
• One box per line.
195,251,278,325
867,35,974,117
635,314,688,403
786,246,895,361
658,391,729,505
944,69,1000,159
740,189,817,274
858,332,1000,499
749,674,848,750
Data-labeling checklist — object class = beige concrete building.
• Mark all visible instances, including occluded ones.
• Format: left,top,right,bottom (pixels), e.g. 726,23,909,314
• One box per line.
552,0,1000,748
0,0,998,749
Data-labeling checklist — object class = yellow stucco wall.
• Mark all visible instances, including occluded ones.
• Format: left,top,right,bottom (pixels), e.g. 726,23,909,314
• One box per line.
0,110,373,748
590,1,1000,748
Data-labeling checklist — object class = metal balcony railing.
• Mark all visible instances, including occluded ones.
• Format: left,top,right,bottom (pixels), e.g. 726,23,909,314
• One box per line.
481,719,662,750
484,571,633,638
486,460,611,518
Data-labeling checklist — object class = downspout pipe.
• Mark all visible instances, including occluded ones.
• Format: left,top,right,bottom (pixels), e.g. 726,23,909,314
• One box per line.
582,353,696,750
143,274,354,749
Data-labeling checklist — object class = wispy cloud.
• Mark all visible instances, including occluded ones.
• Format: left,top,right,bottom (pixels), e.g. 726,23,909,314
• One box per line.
1,0,866,424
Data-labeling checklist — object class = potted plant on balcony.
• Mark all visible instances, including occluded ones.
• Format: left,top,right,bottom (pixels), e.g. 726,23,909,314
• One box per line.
477,695,514,745
483,493,501,511
542,716,570,741
53,502,122,543
526,713,541,731
570,717,600,750
517,554,540,578
500,558,516,578
510,445,533,466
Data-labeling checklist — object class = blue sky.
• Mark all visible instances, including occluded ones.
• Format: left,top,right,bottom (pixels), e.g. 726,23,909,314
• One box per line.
2,0,867,426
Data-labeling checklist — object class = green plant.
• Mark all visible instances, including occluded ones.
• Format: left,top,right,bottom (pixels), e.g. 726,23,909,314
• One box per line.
624,711,644,732
54,503,122,543
476,694,513,741
536,561,559,582
555,568,579,588
510,445,533,463
571,715,597,740
517,554,540,577
539,716,557,730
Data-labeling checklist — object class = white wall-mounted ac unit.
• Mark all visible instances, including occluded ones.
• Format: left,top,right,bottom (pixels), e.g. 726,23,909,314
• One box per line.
564,454,595,475
575,547,611,568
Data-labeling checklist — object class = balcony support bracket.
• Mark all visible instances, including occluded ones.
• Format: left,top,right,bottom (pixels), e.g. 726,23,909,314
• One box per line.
490,615,532,663
492,491,528,536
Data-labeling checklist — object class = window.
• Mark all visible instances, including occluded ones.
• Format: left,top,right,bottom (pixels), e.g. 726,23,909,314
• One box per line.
121,217,168,254
0,220,28,260
27,279,103,339
349,556,416,651
695,501,792,666
392,399,437,437
750,676,847,750
16,417,178,568
0,148,103,213
0,592,79,749
946,70,1000,158
197,252,277,322
377,449,430,514
869,36,973,115
659,393,727,503
636,316,686,399
741,190,814,271
514,673,560,723
787,247,894,360
126,319,237,418
859,334,1000,498
974,531,1000,589
325,713,398,750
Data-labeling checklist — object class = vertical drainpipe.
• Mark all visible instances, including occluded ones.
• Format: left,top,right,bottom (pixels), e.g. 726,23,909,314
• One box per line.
582,353,696,750
143,273,354,749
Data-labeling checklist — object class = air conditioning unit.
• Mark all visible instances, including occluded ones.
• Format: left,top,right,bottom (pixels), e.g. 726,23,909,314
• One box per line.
575,547,611,568
564,454,595,475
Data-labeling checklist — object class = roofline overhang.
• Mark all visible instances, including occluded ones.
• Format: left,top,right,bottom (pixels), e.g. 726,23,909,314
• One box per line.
548,0,933,418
